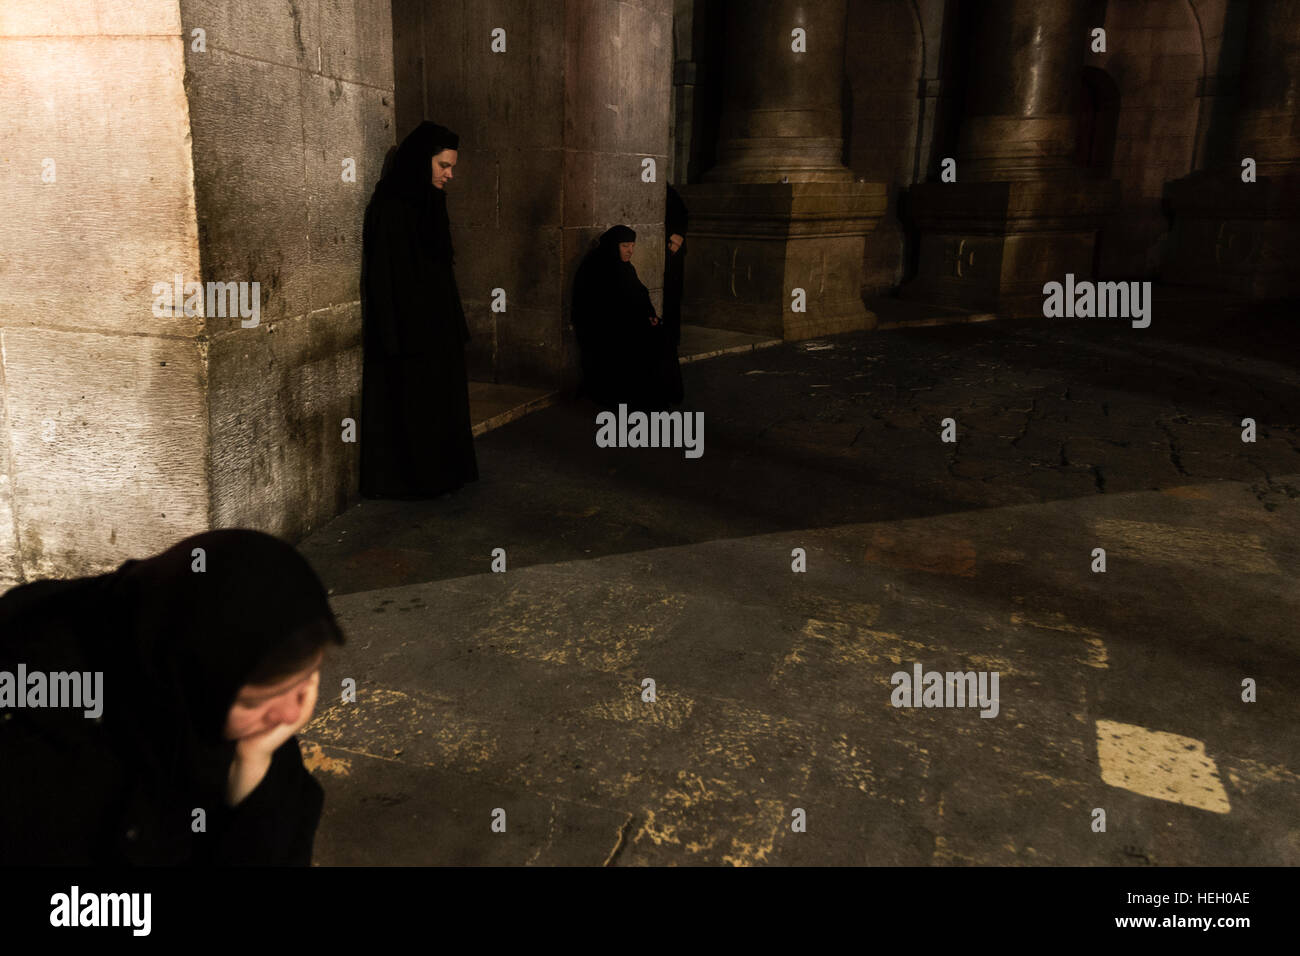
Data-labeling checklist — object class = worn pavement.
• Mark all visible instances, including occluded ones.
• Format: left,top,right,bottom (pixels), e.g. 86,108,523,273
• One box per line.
296,301,1300,866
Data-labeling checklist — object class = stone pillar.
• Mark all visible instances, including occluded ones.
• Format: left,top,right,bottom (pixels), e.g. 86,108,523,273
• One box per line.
680,0,884,339
1233,0,1300,179
0,0,394,590
956,0,1089,181
900,0,1118,318
1162,0,1300,299
707,0,851,183
671,0,697,185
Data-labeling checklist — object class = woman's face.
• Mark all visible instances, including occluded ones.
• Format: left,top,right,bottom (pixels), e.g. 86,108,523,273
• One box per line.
222,651,324,741
431,149,458,189
618,241,635,262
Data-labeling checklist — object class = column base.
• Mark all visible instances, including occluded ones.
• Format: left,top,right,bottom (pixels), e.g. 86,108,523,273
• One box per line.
1161,171,1300,300
677,181,886,339
899,178,1119,318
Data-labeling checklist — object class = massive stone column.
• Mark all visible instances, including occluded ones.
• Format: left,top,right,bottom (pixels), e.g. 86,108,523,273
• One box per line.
1162,0,1300,299
707,0,852,183
901,0,1118,317
0,0,393,589
956,1,1090,182
680,0,884,339
671,0,700,185
1233,0,1300,179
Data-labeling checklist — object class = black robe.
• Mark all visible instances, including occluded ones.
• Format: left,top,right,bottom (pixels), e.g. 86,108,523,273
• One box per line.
661,184,688,404
663,184,689,350
0,529,343,866
361,122,478,499
571,227,678,412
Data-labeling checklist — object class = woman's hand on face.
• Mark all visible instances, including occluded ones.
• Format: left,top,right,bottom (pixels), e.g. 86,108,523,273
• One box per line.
234,670,321,764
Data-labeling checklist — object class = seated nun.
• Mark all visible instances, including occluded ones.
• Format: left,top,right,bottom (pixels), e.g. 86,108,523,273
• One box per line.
0,529,344,865
571,225,678,412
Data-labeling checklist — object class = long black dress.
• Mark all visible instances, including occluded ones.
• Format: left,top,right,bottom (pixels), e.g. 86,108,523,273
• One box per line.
663,184,688,350
660,184,688,404
361,122,478,498
572,226,674,411
0,529,343,865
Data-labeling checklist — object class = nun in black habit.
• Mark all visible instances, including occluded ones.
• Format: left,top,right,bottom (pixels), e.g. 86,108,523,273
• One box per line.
571,225,678,411
361,121,478,498
0,529,344,865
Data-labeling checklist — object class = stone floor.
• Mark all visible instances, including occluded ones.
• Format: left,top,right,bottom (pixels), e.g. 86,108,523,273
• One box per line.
465,325,782,438
298,301,1300,866
467,381,556,437
676,323,783,363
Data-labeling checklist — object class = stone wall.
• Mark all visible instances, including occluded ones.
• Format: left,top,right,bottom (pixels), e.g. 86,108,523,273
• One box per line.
182,0,395,537
393,0,673,390
0,2,205,589
0,0,394,590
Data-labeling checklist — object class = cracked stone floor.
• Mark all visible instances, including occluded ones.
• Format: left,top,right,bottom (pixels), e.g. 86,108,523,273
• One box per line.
296,305,1300,865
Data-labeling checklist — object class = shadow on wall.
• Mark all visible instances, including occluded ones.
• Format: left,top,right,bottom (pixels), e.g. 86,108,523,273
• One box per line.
1078,66,1120,180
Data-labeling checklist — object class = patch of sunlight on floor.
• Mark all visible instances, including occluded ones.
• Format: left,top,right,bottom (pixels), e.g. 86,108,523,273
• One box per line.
1095,719,1231,814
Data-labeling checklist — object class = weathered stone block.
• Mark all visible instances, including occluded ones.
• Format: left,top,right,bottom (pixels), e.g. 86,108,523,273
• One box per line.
679,181,883,337
1161,171,1300,299
186,47,311,326
0,36,199,336
182,0,307,73
901,178,1119,317
208,303,362,538
314,0,396,87
303,76,394,312
3,327,209,580
0,0,179,35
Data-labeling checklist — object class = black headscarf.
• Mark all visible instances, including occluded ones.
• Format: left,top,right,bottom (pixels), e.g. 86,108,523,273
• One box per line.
573,225,643,333
374,120,461,258
107,529,343,747
600,224,637,248
597,225,651,307
0,528,344,862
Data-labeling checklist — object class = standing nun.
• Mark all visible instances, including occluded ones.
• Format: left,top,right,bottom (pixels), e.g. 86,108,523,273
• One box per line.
361,121,478,498
0,529,344,865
